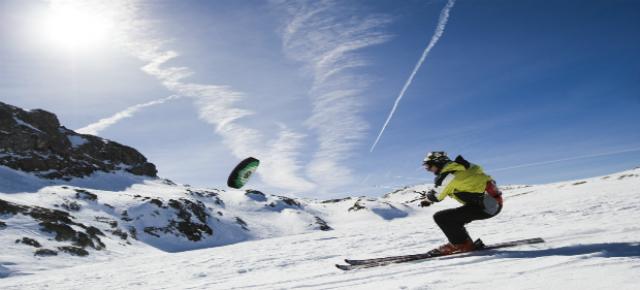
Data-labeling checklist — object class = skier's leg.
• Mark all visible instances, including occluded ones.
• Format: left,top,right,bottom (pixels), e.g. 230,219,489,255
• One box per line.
433,207,471,244
433,206,493,244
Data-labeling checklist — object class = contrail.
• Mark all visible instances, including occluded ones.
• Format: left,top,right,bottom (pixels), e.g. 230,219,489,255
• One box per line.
370,0,456,152
76,95,180,135
490,146,640,172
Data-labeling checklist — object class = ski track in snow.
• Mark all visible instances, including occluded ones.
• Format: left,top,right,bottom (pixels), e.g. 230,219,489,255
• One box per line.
1,168,639,289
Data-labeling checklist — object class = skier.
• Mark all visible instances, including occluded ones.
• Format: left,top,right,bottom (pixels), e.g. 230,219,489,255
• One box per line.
420,151,503,255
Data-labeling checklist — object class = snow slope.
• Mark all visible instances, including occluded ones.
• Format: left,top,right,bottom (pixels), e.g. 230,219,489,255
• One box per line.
1,167,639,289
0,164,416,278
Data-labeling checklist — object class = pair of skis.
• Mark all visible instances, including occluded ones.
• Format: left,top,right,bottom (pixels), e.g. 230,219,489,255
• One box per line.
336,237,545,271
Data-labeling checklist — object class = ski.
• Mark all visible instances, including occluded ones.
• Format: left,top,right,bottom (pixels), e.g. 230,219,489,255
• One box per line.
336,237,544,270
345,237,544,265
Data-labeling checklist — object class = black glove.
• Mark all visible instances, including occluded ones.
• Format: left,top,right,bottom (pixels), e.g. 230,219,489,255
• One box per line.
426,189,439,202
420,200,432,207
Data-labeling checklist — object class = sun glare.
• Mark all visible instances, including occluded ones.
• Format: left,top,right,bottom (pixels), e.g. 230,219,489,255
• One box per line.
40,3,114,52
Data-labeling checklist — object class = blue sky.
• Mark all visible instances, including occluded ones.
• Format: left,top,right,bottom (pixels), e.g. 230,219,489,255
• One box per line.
1,0,639,197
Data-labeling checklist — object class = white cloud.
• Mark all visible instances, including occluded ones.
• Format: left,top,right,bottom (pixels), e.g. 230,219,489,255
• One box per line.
127,20,316,192
278,0,391,191
50,0,315,192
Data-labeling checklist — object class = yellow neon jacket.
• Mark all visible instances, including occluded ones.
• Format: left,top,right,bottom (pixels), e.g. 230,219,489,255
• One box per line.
433,159,492,204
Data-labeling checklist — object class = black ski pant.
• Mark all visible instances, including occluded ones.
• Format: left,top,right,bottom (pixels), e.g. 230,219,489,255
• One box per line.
433,204,501,244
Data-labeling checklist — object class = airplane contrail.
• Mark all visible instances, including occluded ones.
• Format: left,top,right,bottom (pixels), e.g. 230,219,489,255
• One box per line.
76,95,180,135
370,0,456,152
490,146,640,172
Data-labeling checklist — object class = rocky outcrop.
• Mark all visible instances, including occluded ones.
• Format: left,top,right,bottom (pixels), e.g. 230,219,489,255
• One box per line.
0,101,157,179
142,198,214,242
0,198,107,256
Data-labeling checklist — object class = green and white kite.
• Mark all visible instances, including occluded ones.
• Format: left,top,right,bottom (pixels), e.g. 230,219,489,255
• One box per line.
227,157,260,189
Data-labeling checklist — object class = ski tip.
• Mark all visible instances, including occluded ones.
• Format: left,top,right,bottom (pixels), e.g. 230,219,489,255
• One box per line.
335,264,351,271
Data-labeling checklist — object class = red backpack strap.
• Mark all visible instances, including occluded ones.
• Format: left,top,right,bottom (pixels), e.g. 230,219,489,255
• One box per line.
486,180,503,205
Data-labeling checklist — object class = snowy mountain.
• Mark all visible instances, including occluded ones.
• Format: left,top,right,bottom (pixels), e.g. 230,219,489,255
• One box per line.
0,165,425,278
1,167,638,289
0,101,157,180
1,102,639,288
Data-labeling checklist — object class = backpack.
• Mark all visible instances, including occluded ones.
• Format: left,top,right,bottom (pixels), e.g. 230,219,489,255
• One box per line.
485,180,503,206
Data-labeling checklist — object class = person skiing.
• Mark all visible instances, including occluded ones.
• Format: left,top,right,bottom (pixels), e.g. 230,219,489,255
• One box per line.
420,151,503,255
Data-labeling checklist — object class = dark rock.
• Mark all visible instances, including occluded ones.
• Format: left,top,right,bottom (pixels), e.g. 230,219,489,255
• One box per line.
86,226,104,237
618,174,639,180
235,217,249,231
321,197,351,204
144,227,161,238
149,198,164,208
110,229,128,240
161,179,176,186
185,200,208,223
39,222,77,242
128,226,137,240
61,200,81,212
143,199,213,241
58,246,89,257
95,216,118,228
34,249,58,257
0,220,6,229
0,198,108,251
267,196,303,211
245,190,267,202
75,189,98,201
0,198,27,215
348,200,366,212
382,186,411,199
186,189,220,199
29,206,73,223
168,198,209,223
175,221,213,241
4,195,107,252
0,101,157,179
314,217,332,231
277,196,301,207
121,210,133,222
15,237,42,248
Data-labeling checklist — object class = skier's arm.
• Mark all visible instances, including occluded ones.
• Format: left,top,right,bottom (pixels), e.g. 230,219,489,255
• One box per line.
427,173,455,202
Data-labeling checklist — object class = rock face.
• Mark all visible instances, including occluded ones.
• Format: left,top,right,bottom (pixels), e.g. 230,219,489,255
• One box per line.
0,101,157,179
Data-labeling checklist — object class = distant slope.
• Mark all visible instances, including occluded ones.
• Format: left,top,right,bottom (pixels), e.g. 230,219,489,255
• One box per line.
1,167,639,286
0,164,418,277
2,167,639,289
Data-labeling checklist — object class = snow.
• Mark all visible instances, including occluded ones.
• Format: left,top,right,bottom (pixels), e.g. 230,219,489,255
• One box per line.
1,167,639,289
67,135,89,148
12,116,42,133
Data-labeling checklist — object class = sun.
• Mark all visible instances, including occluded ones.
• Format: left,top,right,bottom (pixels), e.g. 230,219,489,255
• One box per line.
40,2,114,52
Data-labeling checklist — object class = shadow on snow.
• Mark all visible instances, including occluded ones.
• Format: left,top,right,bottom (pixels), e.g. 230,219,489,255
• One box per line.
479,242,640,259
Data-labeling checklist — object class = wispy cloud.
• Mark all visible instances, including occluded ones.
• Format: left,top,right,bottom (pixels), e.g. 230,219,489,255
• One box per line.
126,11,315,191
370,0,457,152
76,95,180,135
278,0,391,190
49,0,314,192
